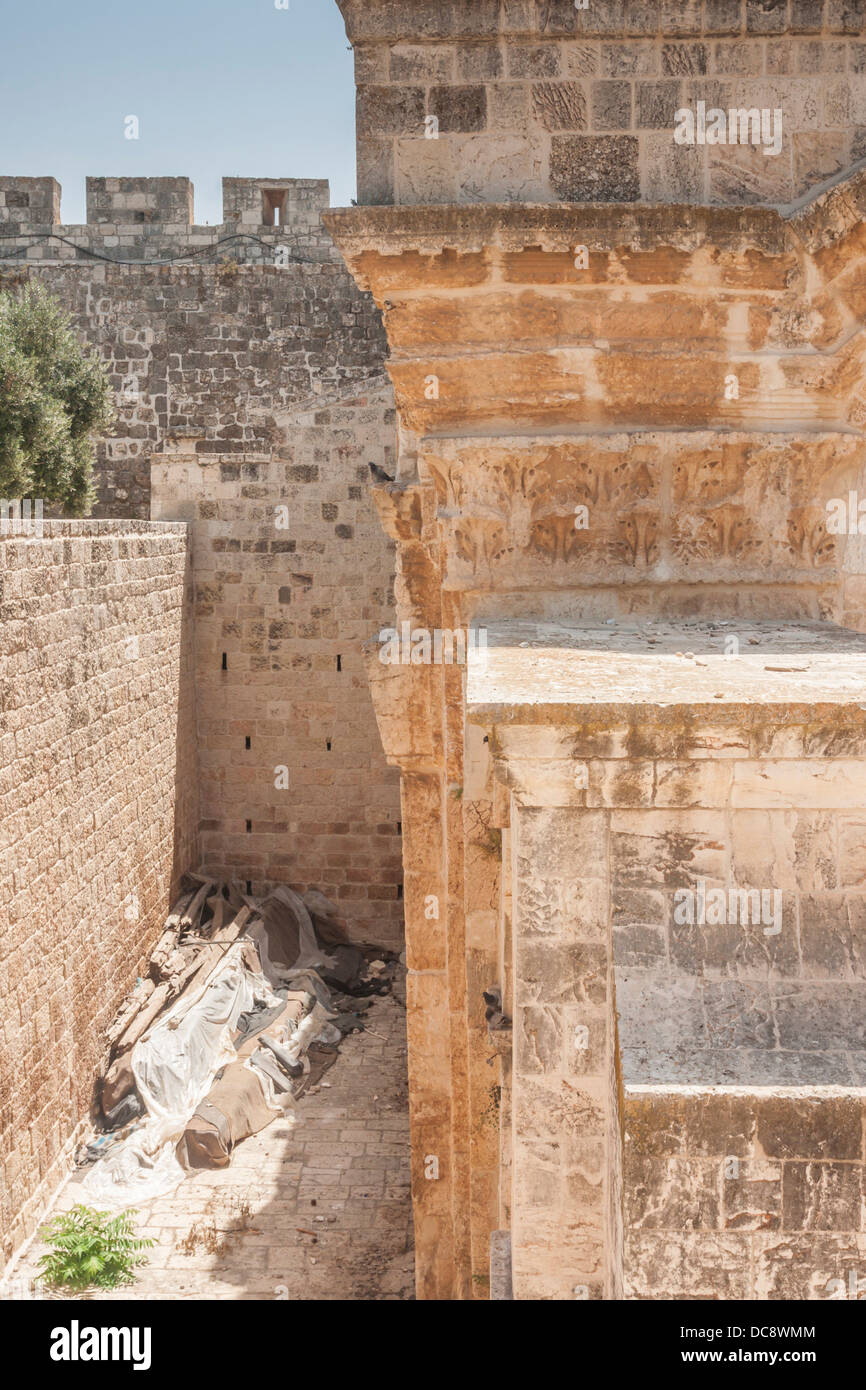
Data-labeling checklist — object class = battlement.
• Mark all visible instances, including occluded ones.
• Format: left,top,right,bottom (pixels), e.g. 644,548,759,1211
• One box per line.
0,177,60,226
222,178,330,226
0,175,337,263
86,177,194,227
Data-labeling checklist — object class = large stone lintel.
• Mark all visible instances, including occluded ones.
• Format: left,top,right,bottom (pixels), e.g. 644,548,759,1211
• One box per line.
466,619,866,808
468,619,866,727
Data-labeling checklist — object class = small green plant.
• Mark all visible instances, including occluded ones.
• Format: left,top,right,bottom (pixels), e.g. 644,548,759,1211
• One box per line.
37,1205,154,1291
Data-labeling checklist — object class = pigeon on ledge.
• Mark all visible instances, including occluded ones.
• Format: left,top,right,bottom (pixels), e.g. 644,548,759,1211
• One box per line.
368,461,394,485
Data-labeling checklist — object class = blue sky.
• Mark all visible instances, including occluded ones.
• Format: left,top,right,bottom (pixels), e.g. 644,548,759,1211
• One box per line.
0,0,357,224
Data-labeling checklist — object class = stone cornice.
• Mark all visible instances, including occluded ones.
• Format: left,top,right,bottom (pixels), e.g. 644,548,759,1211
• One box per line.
325,167,866,437
325,200,787,262
325,166,866,265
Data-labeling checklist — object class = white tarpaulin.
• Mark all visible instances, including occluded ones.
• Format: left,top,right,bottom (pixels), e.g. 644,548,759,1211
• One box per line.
82,943,282,1207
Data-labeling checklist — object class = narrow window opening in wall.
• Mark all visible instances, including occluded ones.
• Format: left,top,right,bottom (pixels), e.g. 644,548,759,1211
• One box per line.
326,739,332,752
397,821,402,835
221,653,227,671
397,883,403,900
245,736,251,750
262,189,288,226
483,735,489,743
336,654,342,672
246,820,252,833
246,880,252,895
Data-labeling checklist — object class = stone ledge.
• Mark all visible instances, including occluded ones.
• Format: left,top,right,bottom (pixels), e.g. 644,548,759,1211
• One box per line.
337,0,861,43
467,619,866,727
0,519,189,538
626,1083,866,1099
326,161,866,260
326,195,788,258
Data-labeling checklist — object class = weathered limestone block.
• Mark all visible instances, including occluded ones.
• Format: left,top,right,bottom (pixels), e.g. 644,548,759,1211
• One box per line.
624,1089,866,1297
86,177,193,226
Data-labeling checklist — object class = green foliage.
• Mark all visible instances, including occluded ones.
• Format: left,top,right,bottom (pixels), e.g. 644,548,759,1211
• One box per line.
0,283,114,516
37,1205,154,1291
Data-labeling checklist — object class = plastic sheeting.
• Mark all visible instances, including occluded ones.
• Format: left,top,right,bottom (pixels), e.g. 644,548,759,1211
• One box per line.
82,943,282,1207
245,886,336,984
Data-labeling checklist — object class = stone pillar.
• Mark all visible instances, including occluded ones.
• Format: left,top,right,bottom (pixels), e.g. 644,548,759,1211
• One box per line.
363,642,473,1299
508,794,622,1300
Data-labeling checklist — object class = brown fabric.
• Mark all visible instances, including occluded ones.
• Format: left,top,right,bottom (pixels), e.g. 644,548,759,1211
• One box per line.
176,995,305,1169
178,1064,276,1169
101,1049,137,1114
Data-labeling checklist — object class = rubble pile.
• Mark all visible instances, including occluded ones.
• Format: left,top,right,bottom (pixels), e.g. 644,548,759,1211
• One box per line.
76,877,397,1204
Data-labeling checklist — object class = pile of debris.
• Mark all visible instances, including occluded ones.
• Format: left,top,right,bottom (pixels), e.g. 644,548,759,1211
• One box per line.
77,877,397,1206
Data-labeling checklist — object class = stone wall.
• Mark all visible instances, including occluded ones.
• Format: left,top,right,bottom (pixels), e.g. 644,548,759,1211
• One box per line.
339,0,866,207
0,176,403,941
613,800,866,1089
625,1088,866,1299
151,384,404,940
0,176,381,519
0,521,198,1269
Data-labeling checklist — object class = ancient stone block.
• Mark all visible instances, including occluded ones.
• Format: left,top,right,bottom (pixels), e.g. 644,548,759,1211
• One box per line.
625,1156,721,1230
790,0,827,32
662,42,709,75
389,44,456,82
591,79,633,129
601,41,659,76
508,43,562,78
641,132,707,201
357,85,426,138
746,0,789,33
754,1231,866,1299
549,135,640,199
636,80,682,128
516,939,608,1007
755,1095,863,1160
723,1158,782,1231
429,84,488,133
625,1231,750,1299
531,81,587,130
705,0,746,34
458,43,503,80
782,1161,863,1230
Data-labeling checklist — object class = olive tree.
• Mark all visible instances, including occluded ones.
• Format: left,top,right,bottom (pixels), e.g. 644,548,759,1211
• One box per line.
0,282,115,516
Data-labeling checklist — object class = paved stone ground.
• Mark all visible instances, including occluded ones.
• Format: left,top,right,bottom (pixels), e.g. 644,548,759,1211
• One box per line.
8,991,414,1302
